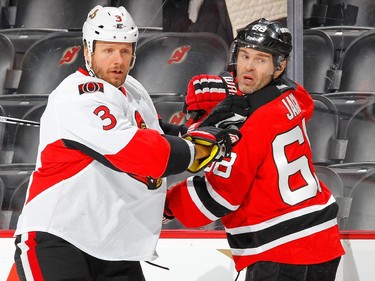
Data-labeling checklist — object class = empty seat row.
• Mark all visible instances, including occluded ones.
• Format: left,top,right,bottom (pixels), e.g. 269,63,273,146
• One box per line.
0,0,164,30
313,164,375,231
307,94,375,166
303,27,375,94
304,0,375,28
0,30,228,94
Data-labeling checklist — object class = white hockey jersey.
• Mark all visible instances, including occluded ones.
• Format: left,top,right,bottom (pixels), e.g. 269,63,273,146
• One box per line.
15,68,194,261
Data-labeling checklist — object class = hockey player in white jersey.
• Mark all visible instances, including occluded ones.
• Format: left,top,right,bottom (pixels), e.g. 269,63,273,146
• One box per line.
13,5,237,280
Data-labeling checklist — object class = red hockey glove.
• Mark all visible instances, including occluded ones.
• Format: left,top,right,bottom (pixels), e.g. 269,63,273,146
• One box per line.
183,126,241,173
184,72,238,126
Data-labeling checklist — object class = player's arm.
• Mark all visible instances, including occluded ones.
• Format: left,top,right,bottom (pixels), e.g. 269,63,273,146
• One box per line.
59,95,236,178
165,125,258,227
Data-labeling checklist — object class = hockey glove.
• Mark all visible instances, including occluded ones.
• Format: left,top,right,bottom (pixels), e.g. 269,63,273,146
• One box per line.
183,126,241,173
199,94,251,129
184,72,237,125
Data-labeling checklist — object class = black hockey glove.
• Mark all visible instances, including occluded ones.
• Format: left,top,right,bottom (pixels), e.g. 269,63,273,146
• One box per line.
183,126,241,173
198,94,251,129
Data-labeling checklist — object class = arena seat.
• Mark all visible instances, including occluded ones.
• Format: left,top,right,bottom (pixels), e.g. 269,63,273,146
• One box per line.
314,165,351,228
15,31,84,95
0,100,43,220
129,32,229,97
307,95,346,165
0,33,15,95
13,0,110,30
342,101,375,163
323,92,375,140
314,165,344,198
113,0,162,28
0,28,66,70
311,26,372,66
335,29,375,92
152,95,186,125
303,29,335,94
345,169,375,230
8,176,29,229
324,0,375,27
11,102,45,164
0,163,34,216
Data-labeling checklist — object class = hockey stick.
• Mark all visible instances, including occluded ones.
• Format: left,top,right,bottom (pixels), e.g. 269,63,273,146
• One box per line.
0,116,40,127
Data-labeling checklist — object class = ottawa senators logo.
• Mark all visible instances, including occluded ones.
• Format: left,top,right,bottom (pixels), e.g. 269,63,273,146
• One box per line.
78,82,104,94
59,46,81,65
128,174,163,190
168,45,191,65
131,111,162,189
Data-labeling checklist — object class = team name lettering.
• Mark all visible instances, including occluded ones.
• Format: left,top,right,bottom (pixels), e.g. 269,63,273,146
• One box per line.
281,93,301,120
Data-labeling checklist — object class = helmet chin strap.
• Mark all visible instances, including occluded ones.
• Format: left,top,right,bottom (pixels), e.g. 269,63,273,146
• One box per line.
85,51,96,78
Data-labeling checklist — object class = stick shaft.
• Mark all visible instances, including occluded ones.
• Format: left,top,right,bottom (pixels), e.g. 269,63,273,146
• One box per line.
0,116,40,127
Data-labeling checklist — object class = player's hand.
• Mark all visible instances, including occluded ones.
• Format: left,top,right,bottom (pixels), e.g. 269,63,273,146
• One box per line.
183,126,241,173
199,94,251,129
184,72,238,125
185,74,228,112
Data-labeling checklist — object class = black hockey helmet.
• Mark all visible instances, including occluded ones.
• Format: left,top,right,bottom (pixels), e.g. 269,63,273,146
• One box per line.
228,18,292,73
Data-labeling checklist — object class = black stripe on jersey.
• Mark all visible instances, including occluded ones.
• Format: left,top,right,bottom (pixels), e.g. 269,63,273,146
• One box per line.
247,77,296,115
226,201,338,250
62,139,122,172
192,176,233,217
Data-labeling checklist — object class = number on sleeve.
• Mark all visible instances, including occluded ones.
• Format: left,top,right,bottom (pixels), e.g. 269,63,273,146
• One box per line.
93,105,117,130
204,152,237,178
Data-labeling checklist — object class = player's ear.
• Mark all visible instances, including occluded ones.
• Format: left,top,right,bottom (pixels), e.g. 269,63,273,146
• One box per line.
274,60,287,79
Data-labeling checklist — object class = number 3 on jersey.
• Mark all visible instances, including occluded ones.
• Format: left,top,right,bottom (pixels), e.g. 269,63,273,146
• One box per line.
93,105,117,130
273,120,321,206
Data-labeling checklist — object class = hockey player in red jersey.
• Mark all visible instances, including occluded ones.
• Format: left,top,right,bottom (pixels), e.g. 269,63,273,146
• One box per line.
13,5,238,281
165,18,345,281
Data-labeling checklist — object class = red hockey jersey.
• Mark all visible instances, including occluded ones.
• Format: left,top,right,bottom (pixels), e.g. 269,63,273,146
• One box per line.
167,78,345,271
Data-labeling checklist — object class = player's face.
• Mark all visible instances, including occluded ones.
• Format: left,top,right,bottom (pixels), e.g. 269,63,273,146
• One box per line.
89,41,134,88
236,48,285,95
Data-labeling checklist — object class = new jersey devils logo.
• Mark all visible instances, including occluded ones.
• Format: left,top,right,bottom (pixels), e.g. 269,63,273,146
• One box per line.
169,111,186,125
168,45,191,65
59,46,81,65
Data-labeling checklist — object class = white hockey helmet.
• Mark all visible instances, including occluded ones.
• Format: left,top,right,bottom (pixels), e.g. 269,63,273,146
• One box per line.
82,5,139,54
